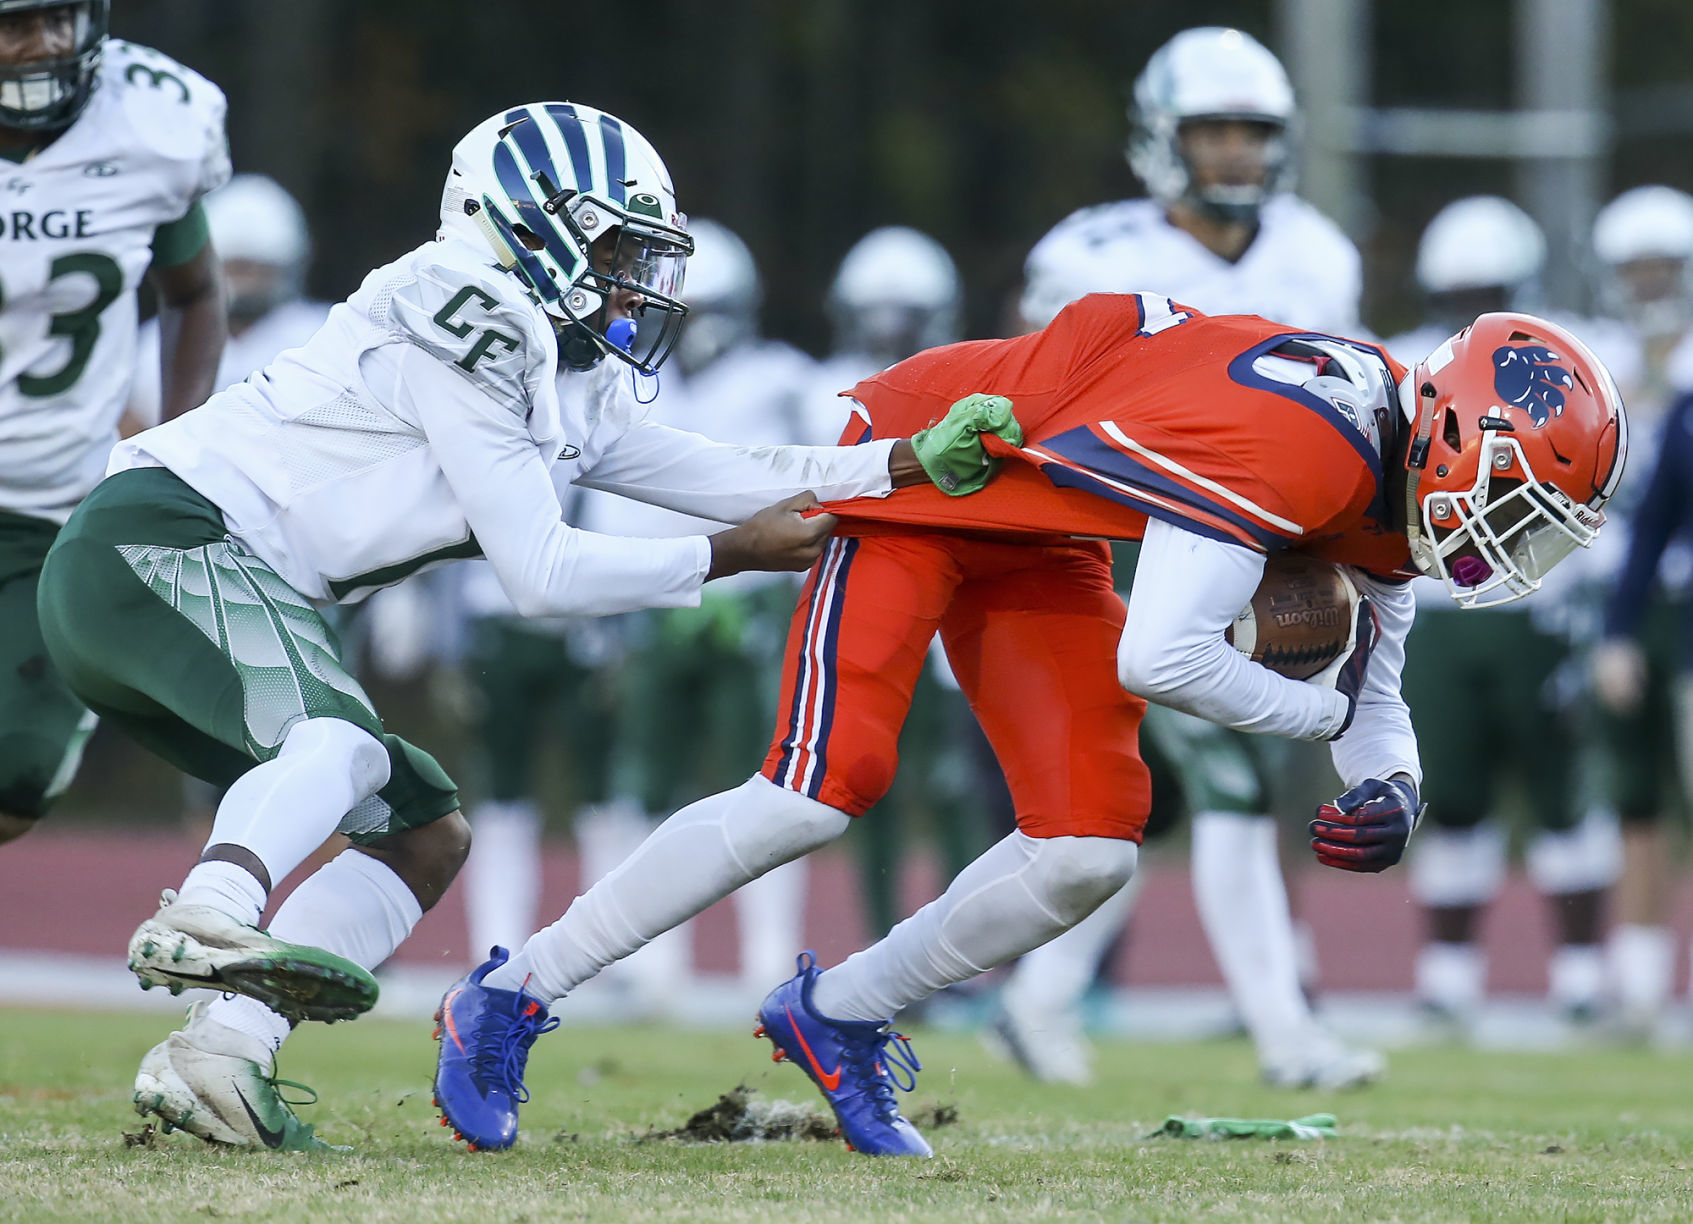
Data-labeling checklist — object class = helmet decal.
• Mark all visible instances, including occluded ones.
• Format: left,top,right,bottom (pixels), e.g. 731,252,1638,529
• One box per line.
1491,344,1573,428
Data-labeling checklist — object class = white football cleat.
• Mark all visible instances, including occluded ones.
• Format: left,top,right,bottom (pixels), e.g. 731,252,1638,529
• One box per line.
984,992,1094,1086
1260,1029,1386,1091
133,1003,346,1151
126,890,378,1023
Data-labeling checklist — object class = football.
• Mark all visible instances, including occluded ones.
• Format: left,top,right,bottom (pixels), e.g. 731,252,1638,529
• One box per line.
1225,553,1358,680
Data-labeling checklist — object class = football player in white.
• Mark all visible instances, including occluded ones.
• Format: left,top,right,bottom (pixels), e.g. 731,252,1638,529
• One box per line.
35,102,1008,1150
999,26,1378,1090
127,173,327,431
0,0,228,847
812,226,991,948
1386,197,1632,1033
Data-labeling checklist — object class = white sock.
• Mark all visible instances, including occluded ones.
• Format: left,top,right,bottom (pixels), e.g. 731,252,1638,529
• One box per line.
1548,943,1605,1011
999,873,1139,1019
200,849,423,1059
1609,924,1674,1014
1190,811,1312,1054
487,776,849,1002
811,832,1139,1022
465,799,543,960
182,717,391,919
734,857,810,989
1415,941,1486,1013
175,859,269,927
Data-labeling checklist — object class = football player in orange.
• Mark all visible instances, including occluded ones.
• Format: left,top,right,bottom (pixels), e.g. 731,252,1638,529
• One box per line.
435,294,1626,1157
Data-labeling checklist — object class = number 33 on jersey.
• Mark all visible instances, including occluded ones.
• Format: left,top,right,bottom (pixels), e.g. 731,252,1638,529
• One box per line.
0,39,228,525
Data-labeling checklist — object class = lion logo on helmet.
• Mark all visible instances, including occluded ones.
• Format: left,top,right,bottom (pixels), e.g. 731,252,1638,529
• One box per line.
1492,344,1575,428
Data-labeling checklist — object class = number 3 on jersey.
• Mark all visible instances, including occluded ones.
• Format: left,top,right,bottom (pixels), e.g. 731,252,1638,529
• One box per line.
0,252,123,398
431,286,519,373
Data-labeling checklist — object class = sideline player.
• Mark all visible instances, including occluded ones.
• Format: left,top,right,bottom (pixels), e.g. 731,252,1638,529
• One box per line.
1001,25,1376,1089
1386,196,1633,1031
432,295,1626,1156
1586,186,1693,1036
815,226,989,944
0,1,228,845
36,102,997,1150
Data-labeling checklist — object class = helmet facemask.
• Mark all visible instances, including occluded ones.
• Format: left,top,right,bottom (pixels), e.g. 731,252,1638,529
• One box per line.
0,0,106,133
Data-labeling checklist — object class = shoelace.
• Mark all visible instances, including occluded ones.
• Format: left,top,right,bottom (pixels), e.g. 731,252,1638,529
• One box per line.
472,1001,560,1103
268,1076,319,1110
839,1027,922,1121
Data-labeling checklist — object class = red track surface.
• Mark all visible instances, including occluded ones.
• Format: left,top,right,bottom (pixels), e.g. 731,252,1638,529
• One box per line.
5,827,1692,994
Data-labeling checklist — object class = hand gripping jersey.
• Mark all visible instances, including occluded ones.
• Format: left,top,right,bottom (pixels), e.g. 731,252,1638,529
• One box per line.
1020,196,1361,336
0,40,228,523
114,235,895,614
827,293,1415,581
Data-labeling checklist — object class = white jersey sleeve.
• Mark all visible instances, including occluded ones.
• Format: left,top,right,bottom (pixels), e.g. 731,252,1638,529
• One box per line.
100,40,230,212
1118,518,1420,784
575,418,896,524
384,342,708,617
1118,518,1350,740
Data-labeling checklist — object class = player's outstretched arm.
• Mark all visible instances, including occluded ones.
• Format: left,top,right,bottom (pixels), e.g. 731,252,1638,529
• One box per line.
706,493,838,580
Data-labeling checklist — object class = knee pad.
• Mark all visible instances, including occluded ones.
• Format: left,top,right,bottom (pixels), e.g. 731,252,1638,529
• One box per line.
723,774,852,873
280,717,392,796
1527,807,1623,896
1409,822,1506,908
1028,834,1140,925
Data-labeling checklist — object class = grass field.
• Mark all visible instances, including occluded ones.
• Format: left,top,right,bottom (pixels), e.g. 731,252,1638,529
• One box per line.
2,1008,1692,1222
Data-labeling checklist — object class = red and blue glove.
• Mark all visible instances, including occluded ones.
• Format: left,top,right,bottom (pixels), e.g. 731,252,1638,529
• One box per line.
1309,776,1423,873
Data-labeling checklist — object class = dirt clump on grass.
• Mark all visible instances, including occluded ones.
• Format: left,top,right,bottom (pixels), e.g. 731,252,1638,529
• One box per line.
637,1084,838,1144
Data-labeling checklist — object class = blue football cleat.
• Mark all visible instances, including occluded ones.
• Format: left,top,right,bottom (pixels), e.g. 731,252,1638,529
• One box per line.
755,951,932,1157
432,947,558,1151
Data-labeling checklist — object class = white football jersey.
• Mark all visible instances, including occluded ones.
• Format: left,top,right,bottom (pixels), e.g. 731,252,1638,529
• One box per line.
127,297,332,429
1020,194,1361,336
0,40,228,523
113,235,895,615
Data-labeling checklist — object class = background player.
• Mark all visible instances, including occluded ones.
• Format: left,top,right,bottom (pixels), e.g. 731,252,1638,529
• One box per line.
813,225,992,949
1387,196,1633,1033
1587,185,1693,1038
1000,25,1377,1090
0,0,228,847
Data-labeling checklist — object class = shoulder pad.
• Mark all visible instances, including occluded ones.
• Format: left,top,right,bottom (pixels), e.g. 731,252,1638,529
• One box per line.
99,42,229,194
384,249,552,412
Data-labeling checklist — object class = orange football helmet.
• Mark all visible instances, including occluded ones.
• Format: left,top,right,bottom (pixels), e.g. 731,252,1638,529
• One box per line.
1398,312,1627,607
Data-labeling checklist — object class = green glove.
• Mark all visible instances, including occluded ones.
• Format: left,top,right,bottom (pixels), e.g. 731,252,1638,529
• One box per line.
1151,1114,1337,1141
910,393,1025,496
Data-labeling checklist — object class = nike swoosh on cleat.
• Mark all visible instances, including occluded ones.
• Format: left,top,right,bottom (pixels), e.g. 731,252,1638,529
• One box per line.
441,988,467,1052
783,1004,842,1091
235,1086,286,1149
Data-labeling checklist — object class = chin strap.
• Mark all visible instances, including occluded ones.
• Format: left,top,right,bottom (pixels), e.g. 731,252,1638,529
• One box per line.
1401,380,1440,565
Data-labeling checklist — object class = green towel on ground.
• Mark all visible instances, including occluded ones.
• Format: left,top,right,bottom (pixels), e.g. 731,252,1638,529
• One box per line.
1151,1113,1337,1140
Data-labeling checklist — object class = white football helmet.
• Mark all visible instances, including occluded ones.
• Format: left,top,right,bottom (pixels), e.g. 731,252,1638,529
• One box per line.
440,102,693,374
674,218,759,375
1416,196,1546,297
1592,185,1693,339
1127,27,1297,224
204,174,310,323
827,226,960,366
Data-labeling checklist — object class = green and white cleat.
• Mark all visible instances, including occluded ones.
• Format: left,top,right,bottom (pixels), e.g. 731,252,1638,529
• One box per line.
127,890,378,1023
133,1003,348,1152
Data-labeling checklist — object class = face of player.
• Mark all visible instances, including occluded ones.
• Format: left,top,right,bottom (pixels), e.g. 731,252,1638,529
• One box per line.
0,6,75,71
1177,118,1277,195
222,259,290,333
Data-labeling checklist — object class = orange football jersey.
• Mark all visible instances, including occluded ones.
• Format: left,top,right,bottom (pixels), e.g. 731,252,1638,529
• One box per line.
826,293,1417,580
